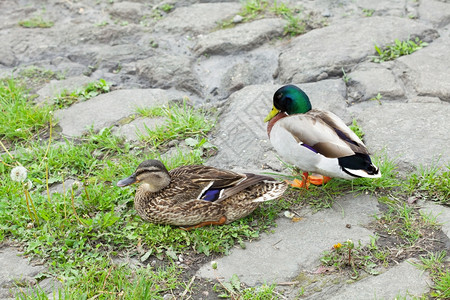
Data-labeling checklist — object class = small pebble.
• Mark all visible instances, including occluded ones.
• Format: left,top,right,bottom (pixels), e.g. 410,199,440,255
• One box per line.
233,15,243,23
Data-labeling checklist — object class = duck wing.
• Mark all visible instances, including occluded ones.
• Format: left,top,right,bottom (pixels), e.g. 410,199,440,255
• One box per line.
169,165,247,202
170,165,280,203
214,173,277,203
279,109,369,158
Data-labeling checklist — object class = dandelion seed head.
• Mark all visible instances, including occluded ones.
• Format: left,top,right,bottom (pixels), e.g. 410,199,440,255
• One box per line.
11,166,27,182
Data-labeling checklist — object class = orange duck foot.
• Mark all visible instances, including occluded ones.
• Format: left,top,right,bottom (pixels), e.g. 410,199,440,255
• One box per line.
288,178,310,189
287,173,332,189
179,216,227,231
309,174,332,186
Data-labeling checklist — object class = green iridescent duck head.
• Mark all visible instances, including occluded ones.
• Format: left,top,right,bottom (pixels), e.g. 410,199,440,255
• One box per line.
264,85,312,122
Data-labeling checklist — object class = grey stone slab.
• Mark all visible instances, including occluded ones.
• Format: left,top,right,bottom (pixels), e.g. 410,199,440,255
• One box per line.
348,63,405,101
108,1,146,22
55,89,183,137
136,54,201,95
398,37,450,102
349,102,450,170
193,47,279,100
194,18,286,55
155,3,241,34
327,259,431,300
196,194,379,286
0,246,58,299
0,45,16,67
35,76,93,104
279,16,436,83
353,0,406,17
207,80,349,171
419,0,450,28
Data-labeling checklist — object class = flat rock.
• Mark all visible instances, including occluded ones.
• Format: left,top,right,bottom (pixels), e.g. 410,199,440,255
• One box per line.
195,18,286,55
348,62,405,101
279,16,436,83
108,1,146,22
207,80,349,172
95,44,150,70
350,102,450,170
193,47,279,100
155,3,241,34
55,88,184,137
35,76,93,104
0,246,57,299
418,0,450,28
136,54,201,95
326,259,431,300
0,45,16,67
196,194,379,286
398,37,450,102
352,0,406,17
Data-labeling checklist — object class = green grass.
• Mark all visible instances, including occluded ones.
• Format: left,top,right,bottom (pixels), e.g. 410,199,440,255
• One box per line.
370,92,383,105
18,262,183,299
341,67,351,83
320,194,443,280
53,79,111,109
14,66,65,91
413,251,450,300
0,129,287,296
0,79,52,143
349,119,364,140
0,78,290,298
362,8,375,17
136,100,216,149
18,16,54,28
372,37,428,63
406,163,449,206
217,0,311,37
213,274,278,299
160,3,174,13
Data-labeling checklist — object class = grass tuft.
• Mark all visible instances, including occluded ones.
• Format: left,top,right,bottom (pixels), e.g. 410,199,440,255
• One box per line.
53,79,111,109
0,79,52,143
406,163,449,206
137,100,215,149
372,37,428,63
18,16,54,28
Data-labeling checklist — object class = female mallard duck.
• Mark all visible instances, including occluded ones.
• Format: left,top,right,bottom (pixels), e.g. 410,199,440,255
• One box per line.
264,84,381,188
117,160,287,230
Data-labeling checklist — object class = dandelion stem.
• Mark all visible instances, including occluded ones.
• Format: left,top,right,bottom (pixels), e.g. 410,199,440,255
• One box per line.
24,189,34,222
84,184,91,202
45,163,51,203
39,116,53,169
25,189,39,226
0,139,14,161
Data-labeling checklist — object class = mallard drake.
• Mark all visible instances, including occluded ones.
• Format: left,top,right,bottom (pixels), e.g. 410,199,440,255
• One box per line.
264,85,381,188
117,160,287,230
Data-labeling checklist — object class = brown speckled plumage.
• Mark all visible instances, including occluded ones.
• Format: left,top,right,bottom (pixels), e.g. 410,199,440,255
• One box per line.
117,160,287,228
